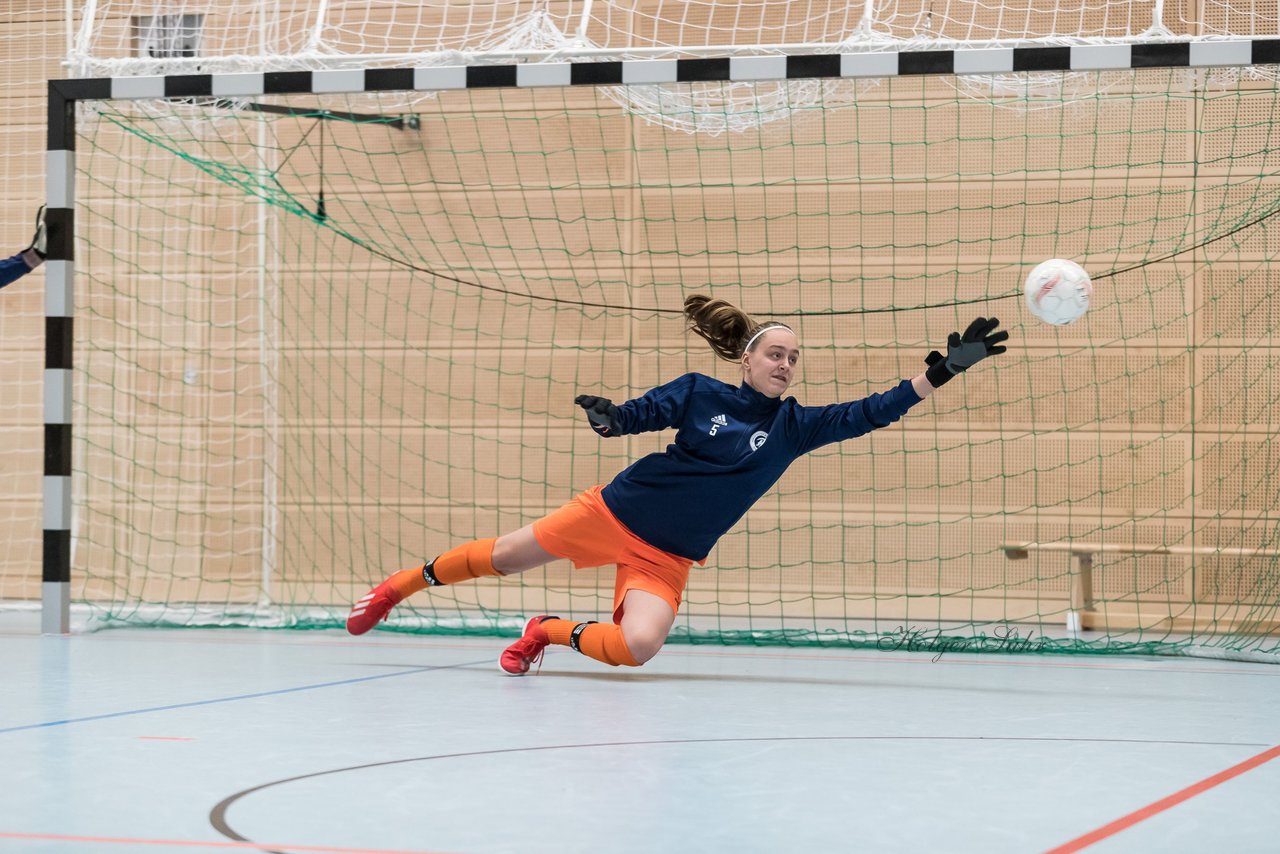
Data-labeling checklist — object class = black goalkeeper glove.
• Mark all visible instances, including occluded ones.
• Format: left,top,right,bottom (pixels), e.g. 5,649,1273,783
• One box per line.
924,316,1008,388
574,394,619,436
23,205,46,263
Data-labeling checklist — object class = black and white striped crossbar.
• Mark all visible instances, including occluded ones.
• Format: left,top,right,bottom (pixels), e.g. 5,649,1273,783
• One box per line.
46,39,1280,111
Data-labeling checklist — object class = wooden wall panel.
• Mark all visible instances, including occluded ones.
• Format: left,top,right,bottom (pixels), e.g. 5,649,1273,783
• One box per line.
277,345,631,425
79,349,268,428
1193,521,1280,604
768,431,1191,516
1197,437,1280,515
1200,261,1280,344
0,497,42,599
633,93,1194,183
1195,348,1280,428
279,273,633,347
630,179,1198,265
74,504,265,602
276,107,636,191
79,425,265,502
277,425,601,505
265,186,638,277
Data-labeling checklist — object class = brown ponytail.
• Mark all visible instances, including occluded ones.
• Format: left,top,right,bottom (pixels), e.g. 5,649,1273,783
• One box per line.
683,294,791,362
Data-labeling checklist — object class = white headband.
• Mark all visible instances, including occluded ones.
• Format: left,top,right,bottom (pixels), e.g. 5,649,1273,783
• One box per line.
742,323,793,356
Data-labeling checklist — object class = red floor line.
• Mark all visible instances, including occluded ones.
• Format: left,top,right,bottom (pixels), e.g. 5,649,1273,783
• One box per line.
1043,743,1280,854
0,831,450,854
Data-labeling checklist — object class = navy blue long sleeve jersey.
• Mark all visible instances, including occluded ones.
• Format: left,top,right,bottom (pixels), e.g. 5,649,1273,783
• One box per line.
0,251,36,290
598,373,922,561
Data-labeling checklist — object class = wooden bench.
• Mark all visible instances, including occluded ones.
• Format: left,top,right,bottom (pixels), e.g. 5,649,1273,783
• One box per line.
1000,542,1280,634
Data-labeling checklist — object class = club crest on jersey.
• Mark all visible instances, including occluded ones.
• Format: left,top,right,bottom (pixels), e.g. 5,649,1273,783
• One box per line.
749,431,768,451
709,414,729,436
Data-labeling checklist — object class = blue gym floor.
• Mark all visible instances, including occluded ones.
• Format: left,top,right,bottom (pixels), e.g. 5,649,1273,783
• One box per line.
2,612,1278,853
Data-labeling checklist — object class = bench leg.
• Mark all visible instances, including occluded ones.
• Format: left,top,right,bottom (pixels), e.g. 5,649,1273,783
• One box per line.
1067,552,1094,634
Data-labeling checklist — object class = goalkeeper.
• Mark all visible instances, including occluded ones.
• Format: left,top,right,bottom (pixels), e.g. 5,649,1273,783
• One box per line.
0,207,45,290
348,295,1007,674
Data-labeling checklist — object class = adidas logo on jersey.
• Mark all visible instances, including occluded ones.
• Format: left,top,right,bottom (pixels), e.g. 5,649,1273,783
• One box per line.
709,413,729,436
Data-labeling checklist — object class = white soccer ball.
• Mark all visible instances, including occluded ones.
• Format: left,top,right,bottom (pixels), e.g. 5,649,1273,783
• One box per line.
1024,258,1092,325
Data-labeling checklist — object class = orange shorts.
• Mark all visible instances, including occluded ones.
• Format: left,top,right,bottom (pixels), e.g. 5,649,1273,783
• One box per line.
532,485,697,624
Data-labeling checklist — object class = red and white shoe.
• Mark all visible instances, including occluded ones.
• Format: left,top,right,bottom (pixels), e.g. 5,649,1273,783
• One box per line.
346,575,410,635
499,616,558,675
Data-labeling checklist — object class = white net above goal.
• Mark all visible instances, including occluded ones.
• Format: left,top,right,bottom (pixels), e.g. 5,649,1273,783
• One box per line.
69,1,1280,136
73,0,1280,76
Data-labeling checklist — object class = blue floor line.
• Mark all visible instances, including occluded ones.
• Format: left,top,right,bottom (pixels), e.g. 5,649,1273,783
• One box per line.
1,658,489,734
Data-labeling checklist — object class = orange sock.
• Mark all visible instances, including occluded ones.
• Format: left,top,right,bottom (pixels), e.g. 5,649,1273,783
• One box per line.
384,539,499,597
426,538,500,585
385,568,428,600
540,619,640,667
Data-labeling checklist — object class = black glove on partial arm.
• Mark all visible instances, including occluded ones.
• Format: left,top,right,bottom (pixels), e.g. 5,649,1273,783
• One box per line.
20,205,46,269
924,316,1008,388
574,394,620,436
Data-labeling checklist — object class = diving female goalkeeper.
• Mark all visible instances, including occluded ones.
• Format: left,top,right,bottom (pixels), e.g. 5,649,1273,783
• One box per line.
347,294,1007,674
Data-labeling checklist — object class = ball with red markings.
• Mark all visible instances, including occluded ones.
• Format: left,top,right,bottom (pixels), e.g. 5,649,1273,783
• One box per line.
1024,258,1092,325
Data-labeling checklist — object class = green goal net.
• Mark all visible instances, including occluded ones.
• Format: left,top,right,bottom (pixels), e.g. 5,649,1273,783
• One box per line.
66,59,1280,660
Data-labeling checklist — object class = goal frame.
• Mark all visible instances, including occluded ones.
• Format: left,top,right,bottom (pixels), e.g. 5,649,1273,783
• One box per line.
42,36,1280,633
